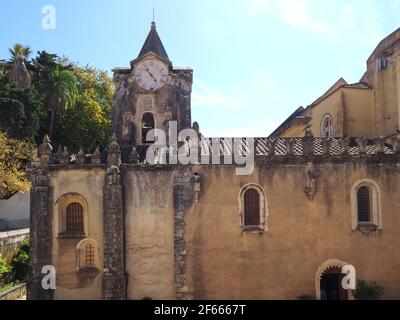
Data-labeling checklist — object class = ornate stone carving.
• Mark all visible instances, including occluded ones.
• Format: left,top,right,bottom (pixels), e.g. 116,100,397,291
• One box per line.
374,137,386,154
107,134,121,167
38,135,53,164
192,173,202,204
356,137,368,154
322,138,333,156
340,137,350,155
92,147,102,164
303,131,314,155
305,171,318,201
285,138,296,155
76,147,86,164
128,146,140,164
59,147,70,164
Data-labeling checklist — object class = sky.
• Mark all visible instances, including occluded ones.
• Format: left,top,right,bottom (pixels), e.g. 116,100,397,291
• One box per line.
1,0,400,137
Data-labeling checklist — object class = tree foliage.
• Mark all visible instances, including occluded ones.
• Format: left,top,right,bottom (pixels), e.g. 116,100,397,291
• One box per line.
0,131,34,199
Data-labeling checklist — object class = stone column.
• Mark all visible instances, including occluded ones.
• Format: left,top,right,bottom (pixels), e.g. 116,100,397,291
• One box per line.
102,135,127,300
27,135,54,300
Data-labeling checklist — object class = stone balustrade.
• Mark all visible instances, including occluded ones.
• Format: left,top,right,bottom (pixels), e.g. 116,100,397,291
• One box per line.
34,133,400,167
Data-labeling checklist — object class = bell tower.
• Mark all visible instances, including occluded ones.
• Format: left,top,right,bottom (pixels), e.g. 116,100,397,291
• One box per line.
112,21,193,161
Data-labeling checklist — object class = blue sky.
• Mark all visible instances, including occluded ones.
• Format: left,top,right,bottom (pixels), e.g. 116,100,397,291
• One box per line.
1,0,399,137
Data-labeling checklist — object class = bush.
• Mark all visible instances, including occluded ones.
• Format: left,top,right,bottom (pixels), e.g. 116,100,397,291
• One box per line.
353,280,384,300
11,238,30,283
0,254,12,287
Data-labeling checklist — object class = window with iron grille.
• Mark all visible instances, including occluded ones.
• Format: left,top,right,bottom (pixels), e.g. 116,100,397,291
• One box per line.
244,189,261,226
85,244,95,266
66,202,84,233
357,186,371,223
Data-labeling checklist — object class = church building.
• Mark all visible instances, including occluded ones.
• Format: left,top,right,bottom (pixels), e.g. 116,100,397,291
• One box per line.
28,23,400,300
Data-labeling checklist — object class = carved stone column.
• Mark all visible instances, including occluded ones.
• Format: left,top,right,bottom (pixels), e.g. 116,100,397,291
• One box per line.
102,135,127,300
27,135,54,300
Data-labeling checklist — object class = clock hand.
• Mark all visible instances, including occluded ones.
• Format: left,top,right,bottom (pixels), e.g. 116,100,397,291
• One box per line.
145,68,158,83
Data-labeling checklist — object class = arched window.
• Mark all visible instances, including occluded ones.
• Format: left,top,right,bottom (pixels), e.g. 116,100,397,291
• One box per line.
76,238,100,275
321,114,334,138
357,186,371,223
66,203,84,234
141,112,155,143
239,184,267,233
244,189,260,226
351,180,382,233
85,244,95,266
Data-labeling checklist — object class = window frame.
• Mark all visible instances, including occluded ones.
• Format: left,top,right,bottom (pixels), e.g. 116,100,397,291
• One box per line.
56,193,89,238
351,179,382,232
239,184,268,233
321,114,334,138
141,112,156,144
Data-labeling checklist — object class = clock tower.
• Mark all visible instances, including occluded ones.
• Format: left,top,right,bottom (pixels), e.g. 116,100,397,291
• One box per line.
112,21,193,161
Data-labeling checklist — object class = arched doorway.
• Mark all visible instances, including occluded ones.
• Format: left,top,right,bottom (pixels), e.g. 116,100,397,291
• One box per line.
316,259,352,300
320,267,348,300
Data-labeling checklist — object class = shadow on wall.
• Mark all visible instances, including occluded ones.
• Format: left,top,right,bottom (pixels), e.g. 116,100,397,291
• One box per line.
0,192,30,231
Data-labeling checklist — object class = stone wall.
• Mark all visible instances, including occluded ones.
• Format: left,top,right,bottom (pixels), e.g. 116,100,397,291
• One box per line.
0,229,29,262
0,283,26,300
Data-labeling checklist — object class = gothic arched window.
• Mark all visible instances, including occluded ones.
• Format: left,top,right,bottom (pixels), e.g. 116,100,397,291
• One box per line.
244,189,261,226
351,179,383,232
357,186,371,223
321,114,334,138
239,184,268,233
141,112,155,143
66,202,84,234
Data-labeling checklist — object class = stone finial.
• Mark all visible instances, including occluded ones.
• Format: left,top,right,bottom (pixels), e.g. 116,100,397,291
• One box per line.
303,131,314,155
109,134,120,153
322,138,333,156
340,138,350,155
59,147,70,164
38,134,53,164
129,146,140,164
356,137,368,154
92,147,102,164
285,138,296,156
391,136,400,153
76,147,86,164
268,139,277,157
374,137,386,154
107,134,121,167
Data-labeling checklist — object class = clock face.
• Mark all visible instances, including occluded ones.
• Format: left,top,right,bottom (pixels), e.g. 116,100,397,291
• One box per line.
134,60,169,91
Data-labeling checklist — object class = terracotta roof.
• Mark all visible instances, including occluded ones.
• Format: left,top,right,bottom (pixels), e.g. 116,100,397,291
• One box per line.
138,22,169,61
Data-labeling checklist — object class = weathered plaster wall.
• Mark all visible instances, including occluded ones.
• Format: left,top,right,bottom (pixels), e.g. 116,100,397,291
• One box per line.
50,167,105,300
123,167,175,300
184,162,400,300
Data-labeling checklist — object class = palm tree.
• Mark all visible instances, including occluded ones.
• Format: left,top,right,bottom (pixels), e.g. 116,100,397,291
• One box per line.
45,67,77,139
8,44,32,87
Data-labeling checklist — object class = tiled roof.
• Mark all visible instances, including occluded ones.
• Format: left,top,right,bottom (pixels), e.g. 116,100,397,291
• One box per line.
138,22,169,61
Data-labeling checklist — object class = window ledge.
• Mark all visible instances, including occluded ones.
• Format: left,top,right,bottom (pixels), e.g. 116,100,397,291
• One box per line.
241,226,265,235
357,222,379,235
77,266,100,278
58,232,86,239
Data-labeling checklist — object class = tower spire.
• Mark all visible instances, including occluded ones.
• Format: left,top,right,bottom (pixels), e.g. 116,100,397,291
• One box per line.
137,20,169,61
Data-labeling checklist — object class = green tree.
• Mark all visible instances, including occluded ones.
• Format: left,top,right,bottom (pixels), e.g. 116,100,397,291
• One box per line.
43,67,77,139
51,66,112,151
0,84,44,142
0,131,33,199
11,239,30,283
8,44,32,87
